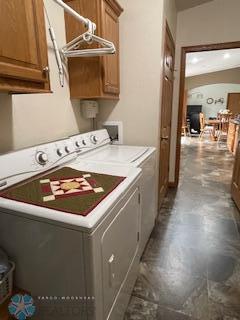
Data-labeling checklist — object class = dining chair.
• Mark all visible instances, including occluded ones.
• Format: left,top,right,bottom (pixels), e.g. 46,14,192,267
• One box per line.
199,112,213,140
181,121,191,137
217,113,232,143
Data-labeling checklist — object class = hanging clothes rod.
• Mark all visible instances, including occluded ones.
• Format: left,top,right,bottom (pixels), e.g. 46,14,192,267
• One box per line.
53,0,91,29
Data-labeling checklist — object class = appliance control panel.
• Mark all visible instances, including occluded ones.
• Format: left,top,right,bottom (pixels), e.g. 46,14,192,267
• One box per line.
0,138,76,191
70,129,110,153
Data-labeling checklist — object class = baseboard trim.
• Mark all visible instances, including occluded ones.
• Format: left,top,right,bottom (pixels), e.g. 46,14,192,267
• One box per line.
168,181,178,188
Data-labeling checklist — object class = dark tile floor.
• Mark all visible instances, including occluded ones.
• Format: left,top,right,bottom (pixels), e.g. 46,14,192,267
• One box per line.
125,137,240,320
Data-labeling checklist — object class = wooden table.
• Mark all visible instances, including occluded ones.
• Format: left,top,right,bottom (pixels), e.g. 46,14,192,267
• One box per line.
206,119,220,141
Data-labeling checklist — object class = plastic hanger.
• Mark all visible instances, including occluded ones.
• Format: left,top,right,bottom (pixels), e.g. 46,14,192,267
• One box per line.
61,31,116,58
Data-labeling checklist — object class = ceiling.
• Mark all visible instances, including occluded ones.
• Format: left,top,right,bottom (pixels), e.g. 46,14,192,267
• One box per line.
175,0,214,11
186,49,240,77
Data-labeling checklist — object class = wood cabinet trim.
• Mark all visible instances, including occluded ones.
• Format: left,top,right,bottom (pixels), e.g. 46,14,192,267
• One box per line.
104,0,123,16
0,62,48,83
0,77,51,93
70,94,119,100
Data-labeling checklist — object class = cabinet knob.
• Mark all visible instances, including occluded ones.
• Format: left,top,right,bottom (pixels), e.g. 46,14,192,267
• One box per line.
43,66,49,73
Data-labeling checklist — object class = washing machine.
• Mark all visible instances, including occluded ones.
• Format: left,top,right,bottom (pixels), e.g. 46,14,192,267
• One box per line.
70,129,157,255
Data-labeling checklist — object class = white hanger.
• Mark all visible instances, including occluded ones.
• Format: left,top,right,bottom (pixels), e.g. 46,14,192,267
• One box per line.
62,32,116,58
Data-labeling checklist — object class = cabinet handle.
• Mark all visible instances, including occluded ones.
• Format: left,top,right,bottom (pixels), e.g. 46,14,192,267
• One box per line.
161,136,169,141
108,254,115,288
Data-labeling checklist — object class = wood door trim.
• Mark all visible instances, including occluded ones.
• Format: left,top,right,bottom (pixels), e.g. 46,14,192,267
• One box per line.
174,41,240,188
168,181,176,188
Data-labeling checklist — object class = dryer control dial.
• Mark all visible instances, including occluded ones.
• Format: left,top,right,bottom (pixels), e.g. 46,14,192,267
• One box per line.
90,135,98,144
57,148,63,157
65,146,70,154
36,151,48,165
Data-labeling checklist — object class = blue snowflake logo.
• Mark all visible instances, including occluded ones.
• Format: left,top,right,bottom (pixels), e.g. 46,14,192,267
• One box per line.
8,294,36,320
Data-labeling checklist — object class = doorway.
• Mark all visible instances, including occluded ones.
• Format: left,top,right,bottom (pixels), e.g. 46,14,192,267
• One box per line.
158,23,175,209
175,41,240,187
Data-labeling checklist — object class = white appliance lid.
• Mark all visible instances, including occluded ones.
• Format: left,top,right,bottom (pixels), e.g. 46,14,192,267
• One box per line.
80,145,150,163
0,162,141,231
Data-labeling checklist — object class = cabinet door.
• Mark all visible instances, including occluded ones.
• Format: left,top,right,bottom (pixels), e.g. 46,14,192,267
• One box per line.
227,93,240,116
101,0,120,95
0,0,49,93
232,141,240,210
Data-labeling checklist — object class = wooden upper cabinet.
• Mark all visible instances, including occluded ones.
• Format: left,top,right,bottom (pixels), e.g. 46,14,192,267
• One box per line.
0,0,50,93
64,0,123,99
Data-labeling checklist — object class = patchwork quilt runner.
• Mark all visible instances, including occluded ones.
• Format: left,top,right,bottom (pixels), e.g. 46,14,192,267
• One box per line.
0,167,126,216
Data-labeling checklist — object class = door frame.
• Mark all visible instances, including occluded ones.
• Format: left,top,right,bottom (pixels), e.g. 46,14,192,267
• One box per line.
174,41,240,187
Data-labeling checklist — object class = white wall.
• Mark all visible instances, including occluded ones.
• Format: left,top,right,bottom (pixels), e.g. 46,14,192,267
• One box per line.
170,0,240,182
0,0,91,154
97,0,165,149
187,83,240,119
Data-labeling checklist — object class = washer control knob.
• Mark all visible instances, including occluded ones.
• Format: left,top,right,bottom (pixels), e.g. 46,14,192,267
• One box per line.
90,135,98,144
65,146,70,154
36,151,48,165
82,140,87,146
57,148,63,157
75,141,80,148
